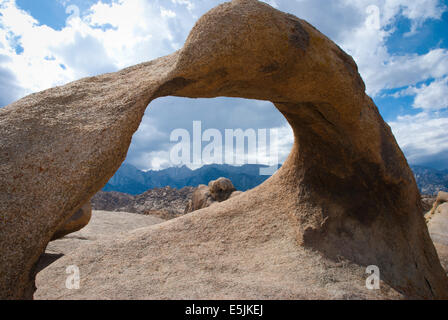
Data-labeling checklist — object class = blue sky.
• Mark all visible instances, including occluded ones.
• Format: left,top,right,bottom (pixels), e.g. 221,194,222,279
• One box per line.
0,0,447,170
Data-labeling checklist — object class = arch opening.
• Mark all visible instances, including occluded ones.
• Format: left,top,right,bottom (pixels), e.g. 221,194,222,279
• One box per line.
91,96,294,217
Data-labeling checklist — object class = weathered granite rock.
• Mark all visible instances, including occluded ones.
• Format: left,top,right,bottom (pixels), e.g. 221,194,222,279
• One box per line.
35,210,165,281
51,202,92,241
230,191,243,198
427,201,448,273
2,0,448,299
426,191,448,222
185,178,237,213
422,195,437,213
92,187,194,215
184,184,215,213
209,178,236,202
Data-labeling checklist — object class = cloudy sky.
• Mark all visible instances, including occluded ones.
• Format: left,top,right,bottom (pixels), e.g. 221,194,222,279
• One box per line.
0,0,447,171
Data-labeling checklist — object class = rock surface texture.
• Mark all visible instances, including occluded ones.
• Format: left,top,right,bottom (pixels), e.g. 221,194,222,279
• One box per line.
1,0,448,299
208,178,236,202
185,178,237,213
92,186,194,216
35,210,165,280
184,184,215,213
426,192,448,222
426,192,448,273
51,202,92,241
422,195,437,213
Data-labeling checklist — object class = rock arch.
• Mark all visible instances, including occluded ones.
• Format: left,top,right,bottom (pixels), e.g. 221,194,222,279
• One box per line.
1,0,447,299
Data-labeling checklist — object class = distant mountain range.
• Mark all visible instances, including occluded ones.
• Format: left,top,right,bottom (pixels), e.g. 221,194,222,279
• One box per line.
103,163,448,196
411,165,448,195
103,163,271,195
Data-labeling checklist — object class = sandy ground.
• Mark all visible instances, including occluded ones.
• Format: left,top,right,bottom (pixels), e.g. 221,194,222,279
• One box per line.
35,211,165,275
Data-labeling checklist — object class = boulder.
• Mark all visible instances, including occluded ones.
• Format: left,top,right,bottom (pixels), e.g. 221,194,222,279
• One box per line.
51,202,92,241
209,178,236,202
184,184,216,213
185,178,237,213
1,0,447,299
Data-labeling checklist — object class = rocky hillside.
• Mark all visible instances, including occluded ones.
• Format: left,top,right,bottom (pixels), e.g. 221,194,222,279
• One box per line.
91,186,195,218
412,166,448,195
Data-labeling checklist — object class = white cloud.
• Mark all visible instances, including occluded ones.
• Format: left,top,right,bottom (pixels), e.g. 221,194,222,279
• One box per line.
389,112,448,168
125,97,291,170
413,77,448,111
333,1,448,95
394,76,448,111
0,0,447,170
266,0,448,96
171,0,195,12
0,0,188,98
2,0,446,100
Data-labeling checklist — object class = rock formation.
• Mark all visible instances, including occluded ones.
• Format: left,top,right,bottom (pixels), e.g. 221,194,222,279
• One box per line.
51,202,92,241
426,191,448,222
92,186,194,216
426,192,448,272
185,185,215,213
185,178,237,213
36,210,165,279
422,194,437,213
208,178,236,202
1,0,448,299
